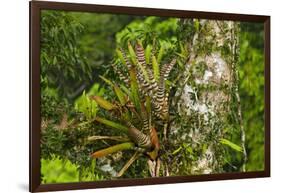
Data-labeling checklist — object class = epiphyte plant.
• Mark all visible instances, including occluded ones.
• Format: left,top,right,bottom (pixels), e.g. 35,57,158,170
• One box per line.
90,40,176,177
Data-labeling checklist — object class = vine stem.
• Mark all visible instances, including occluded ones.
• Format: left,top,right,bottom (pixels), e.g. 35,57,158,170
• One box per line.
232,22,247,172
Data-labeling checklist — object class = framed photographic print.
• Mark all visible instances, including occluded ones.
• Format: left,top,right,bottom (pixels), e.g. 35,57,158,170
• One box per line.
29,1,270,192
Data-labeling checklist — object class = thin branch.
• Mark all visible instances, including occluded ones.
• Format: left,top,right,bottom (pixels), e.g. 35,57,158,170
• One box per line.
231,22,247,172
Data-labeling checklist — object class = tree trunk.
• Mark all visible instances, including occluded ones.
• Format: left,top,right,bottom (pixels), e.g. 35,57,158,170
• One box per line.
166,19,245,175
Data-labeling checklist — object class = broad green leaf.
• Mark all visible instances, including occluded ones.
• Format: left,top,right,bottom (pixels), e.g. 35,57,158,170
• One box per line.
152,55,160,81
220,138,243,152
91,96,116,110
95,116,128,133
91,142,135,158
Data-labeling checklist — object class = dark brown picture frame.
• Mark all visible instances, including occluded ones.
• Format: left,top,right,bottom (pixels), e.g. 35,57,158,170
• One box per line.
29,1,270,192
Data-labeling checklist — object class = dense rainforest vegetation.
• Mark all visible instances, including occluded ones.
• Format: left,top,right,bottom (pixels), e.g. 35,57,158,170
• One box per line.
40,10,264,183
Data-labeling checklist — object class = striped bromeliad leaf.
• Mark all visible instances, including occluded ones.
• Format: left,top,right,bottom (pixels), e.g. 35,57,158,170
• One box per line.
135,43,158,96
127,122,152,151
112,63,130,85
119,47,133,70
152,58,176,120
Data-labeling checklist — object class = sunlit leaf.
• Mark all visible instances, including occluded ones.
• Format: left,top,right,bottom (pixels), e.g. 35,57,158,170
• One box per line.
91,96,116,110
220,138,243,152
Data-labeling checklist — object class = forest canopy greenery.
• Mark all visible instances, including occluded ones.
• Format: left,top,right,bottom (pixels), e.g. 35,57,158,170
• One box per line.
40,10,265,183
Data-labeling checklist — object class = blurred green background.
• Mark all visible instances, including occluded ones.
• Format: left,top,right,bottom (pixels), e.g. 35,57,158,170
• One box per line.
40,10,264,183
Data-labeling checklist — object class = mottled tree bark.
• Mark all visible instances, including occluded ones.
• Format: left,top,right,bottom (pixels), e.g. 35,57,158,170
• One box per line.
166,19,245,175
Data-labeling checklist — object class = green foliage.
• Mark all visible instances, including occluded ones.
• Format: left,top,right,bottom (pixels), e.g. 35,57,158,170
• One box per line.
94,117,128,133
40,11,265,182
41,10,91,99
239,22,265,171
70,12,137,70
75,83,105,119
41,156,79,183
116,17,178,55
41,156,104,183
41,87,61,121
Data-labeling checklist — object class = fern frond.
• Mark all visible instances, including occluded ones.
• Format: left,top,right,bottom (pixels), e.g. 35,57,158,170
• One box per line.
140,102,150,134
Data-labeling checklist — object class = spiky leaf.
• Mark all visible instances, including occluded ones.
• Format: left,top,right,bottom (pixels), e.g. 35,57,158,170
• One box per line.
220,138,243,152
95,116,128,133
91,96,116,110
